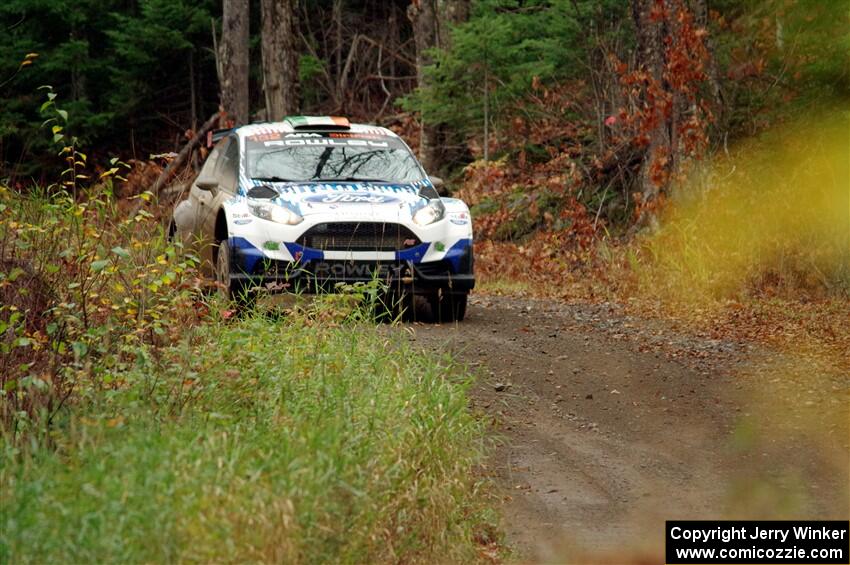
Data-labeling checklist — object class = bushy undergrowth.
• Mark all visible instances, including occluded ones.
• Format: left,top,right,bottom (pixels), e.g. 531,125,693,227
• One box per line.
1,309,494,564
0,183,202,435
1,183,496,563
475,110,850,303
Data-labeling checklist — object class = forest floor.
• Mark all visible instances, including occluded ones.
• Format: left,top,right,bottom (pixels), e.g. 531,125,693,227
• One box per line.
401,293,850,563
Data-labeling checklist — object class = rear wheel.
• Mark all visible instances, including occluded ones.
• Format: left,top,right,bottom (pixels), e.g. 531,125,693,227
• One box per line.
430,290,468,323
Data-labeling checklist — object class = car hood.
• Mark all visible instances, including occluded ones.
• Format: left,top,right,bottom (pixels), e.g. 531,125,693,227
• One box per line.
252,180,433,218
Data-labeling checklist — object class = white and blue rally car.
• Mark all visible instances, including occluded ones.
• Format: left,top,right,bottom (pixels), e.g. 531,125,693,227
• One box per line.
171,116,474,321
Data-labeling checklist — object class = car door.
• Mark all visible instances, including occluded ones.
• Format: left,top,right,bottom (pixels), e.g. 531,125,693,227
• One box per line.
196,136,241,270
180,139,225,250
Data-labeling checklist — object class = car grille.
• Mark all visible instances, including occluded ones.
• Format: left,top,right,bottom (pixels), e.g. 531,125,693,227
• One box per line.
297,222,420,252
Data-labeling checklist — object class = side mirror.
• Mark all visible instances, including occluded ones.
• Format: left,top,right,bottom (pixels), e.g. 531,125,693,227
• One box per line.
195,170,219,192
429,176,448,196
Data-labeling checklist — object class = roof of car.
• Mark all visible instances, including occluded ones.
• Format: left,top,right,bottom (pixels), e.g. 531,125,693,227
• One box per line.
235,116,398,140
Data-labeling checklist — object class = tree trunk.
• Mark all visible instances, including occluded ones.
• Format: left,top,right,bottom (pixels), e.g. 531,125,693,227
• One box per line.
408,0,440,173
631,0,714,228
408,0,469,173
69,26,87,102
438,0,469,47
219,0,250,125
690,0,723,115
631,0,672,229
132,111,222,217
261,0,300,121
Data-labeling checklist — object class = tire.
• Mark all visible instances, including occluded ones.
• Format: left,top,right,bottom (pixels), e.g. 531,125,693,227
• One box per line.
431,290,468,323
400,292,424,323
215,240,253,308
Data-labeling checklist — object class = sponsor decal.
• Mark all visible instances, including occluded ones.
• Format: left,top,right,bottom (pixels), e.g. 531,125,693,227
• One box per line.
328,132,387,140
357,126,390,135
273,182,419,195
246,132,283,142
304,192,399,204
449,211,471,225
264,138,389,148
311,262,393,278
233,219,253,225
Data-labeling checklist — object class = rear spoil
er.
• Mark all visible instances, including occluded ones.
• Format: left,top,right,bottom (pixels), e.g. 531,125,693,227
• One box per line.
226,236,474,292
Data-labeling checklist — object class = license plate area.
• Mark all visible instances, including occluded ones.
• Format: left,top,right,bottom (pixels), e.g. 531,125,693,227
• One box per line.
305,261,402,281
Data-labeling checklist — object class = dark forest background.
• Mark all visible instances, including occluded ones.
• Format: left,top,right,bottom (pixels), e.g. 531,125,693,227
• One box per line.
1,0,847,230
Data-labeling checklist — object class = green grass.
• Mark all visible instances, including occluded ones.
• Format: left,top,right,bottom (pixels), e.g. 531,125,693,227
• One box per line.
476,277,532,296
1,310,496,563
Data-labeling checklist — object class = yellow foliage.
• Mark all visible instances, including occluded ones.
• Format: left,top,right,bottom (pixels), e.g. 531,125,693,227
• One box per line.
637,110,850,306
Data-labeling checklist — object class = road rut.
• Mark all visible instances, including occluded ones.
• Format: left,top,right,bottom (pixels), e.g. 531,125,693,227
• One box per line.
403,294,850,562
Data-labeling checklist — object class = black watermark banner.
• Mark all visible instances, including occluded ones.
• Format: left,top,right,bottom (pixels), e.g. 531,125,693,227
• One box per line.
666,520,849,564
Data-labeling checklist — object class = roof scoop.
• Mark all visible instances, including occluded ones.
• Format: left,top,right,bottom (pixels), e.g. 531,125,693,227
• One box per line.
246,185,279,199
284,115,351,131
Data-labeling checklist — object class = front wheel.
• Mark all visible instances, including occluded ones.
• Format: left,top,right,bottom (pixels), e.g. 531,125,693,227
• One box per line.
430,290,468,323
215,240,253,308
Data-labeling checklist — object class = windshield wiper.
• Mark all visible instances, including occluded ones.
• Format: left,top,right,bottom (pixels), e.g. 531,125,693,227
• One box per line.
252,176,296,183
320,176,392,183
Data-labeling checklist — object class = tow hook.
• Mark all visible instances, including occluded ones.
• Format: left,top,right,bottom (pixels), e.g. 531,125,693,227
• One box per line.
401,267,414,284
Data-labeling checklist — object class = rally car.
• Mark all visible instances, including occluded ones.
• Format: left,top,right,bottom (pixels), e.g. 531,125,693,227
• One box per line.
171,116,474,321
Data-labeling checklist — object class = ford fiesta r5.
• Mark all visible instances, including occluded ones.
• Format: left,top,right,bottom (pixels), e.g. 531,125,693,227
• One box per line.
171,116,474,321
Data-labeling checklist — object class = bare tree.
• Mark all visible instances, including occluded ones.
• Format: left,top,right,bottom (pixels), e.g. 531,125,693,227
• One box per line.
261,0,300,120
408,0,439,172
296,2,417,117
219,0,250,125
408,0,469,173
439,0,469,45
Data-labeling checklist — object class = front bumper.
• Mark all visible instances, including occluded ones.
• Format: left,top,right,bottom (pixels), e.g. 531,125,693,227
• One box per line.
228,238,475,294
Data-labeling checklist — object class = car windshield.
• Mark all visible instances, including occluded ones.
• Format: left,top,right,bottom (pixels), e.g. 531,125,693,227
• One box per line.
245,133,425,183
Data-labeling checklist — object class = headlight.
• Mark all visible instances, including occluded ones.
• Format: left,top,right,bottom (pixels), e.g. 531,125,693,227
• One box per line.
248,201,303,225
412,199,446,226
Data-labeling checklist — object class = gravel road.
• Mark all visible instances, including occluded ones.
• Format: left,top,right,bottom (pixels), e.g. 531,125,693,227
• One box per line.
402,294,849,563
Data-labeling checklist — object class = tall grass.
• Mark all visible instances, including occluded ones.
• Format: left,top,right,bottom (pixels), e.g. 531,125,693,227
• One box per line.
1,311,494,563
1,182,497,563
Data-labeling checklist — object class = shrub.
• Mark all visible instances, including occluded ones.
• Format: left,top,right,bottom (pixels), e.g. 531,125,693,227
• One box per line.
0,182,202,438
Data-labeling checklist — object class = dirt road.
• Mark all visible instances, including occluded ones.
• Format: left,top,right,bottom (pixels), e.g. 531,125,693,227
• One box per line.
403,294,850,562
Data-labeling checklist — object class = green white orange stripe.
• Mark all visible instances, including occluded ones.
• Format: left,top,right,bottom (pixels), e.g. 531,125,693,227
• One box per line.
284,116,351,128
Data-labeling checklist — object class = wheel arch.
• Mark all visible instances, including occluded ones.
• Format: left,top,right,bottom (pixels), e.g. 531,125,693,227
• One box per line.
215,208,229,243
212,207,230,266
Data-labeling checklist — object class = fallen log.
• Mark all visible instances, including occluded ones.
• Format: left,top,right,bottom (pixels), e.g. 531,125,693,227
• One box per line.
151,111,221,196
130,110,221,216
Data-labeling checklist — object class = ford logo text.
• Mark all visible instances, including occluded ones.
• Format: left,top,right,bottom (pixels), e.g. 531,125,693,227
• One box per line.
305,193,399,204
